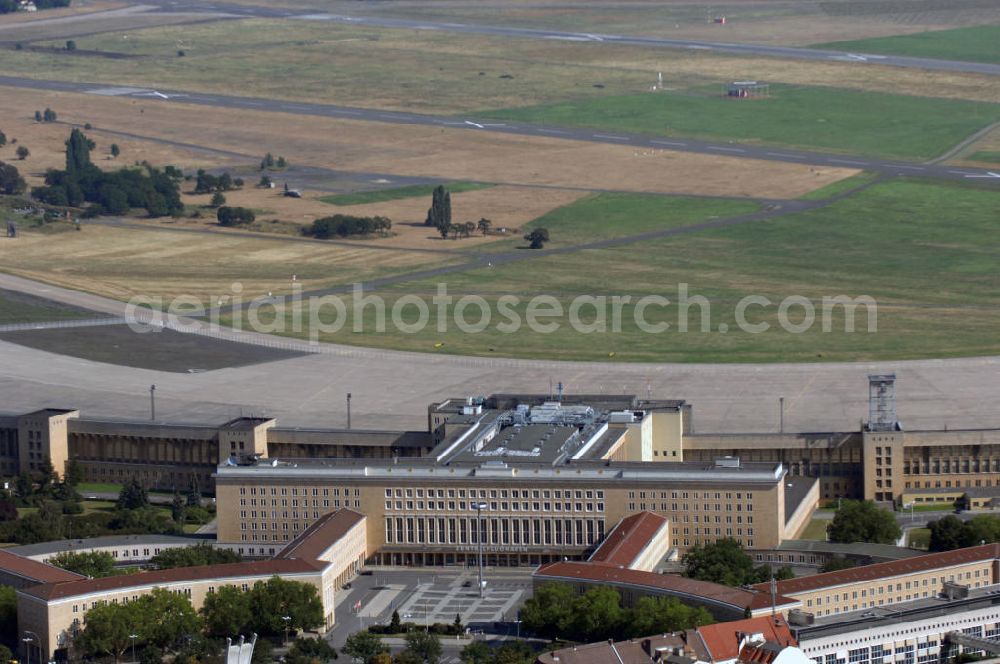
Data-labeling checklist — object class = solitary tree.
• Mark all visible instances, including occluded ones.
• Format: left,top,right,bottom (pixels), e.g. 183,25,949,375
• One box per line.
16,145,29,160
683,538,766,587
477,218,491,236
43,108,57,122
0,130,6,147
116,478,149,510
110,143,120,158
827,500,901,544
425,185,451,229
34,110,42,122
524,228,549,249
210,192,226,208
0,161,26,195
65,40,76,51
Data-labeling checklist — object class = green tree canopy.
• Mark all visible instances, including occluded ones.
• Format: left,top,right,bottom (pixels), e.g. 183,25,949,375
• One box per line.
520,582,576,639
342,631,388,664
287,637,338,664
683,538,765,586
117,479,149,510
626,596,713,639
524,228,549,249
403,631,442,664
48,551,119,578
0,161,26,195
820,557,857,573
827,500,901,544
152,543,241,570
201,585,253,637
248,576,324,635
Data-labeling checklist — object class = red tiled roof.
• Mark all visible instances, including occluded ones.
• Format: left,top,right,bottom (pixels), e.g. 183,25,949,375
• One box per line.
20,558,326,601
536,561,796,611
0,549,86,584
589,511,668,568
276,508,365,560
753,542,1000,596
697,616,795,661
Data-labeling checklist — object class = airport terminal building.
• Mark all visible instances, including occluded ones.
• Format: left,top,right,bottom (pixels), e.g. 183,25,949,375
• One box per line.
212,396,816,564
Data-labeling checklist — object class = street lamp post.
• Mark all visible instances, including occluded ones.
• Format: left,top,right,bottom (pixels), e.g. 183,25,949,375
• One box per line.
472,502,488,599
282,615,291,647
129,634,138,663
23,630,39,664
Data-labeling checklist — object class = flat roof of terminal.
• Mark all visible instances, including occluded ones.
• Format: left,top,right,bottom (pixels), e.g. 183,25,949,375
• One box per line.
216,458,786,485
8,534,208,558
795,583,1000,642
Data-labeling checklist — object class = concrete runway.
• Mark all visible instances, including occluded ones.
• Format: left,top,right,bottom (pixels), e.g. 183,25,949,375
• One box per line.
1,273,999,434
112,0,1000,77
1,75,998,183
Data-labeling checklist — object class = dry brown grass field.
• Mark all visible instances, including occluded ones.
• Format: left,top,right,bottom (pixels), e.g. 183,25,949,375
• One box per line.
0,86,856,200
0,223,458,304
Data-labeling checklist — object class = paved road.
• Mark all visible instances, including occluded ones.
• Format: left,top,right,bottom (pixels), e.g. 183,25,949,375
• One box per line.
131,0,1000,77
1,75,997,183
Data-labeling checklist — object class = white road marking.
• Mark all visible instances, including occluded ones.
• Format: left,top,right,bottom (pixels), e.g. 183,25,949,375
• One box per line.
650,140,687,146
767,152,803,159
537,128,568,134
965,171,1000,179
895,165,925,171
593,134,629,141
708,146,746,153
828,159,867,165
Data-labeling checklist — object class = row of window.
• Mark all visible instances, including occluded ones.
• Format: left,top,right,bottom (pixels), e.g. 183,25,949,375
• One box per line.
385,499,604,513
241,486,360,497
384,516,605,547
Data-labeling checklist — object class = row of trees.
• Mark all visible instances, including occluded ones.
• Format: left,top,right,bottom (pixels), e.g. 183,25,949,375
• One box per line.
520,582,712,642
306,214,392,239
0,476,198,544
194,170,244,194
260,153,287,170
928,514,1000,552
682,538,793,587
343,631,443,664
31,129,183,216
47,543,238,580
34,108,57,123
217,206,256,226
73,577,323,663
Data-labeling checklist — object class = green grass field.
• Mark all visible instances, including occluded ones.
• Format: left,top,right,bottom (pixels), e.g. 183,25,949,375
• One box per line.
907,503,955,513
259,179,1000,363
0,288,102,325
908,528,931,550
816,26,1000,65
486,192,761,248
484,86,1000,160
968,151,1000,165
798,518,829,541
320,182,493,206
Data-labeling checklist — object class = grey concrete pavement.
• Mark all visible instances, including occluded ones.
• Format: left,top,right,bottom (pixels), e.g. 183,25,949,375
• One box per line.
2,271,1000,434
